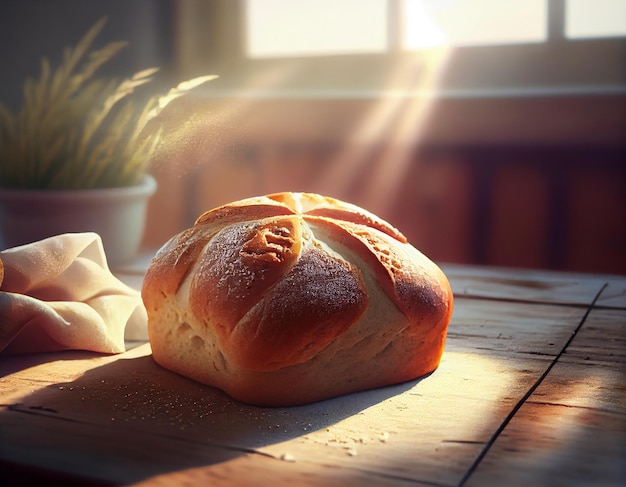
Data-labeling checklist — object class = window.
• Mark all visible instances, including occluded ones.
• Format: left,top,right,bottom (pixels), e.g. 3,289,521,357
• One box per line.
244,0,626,57
176,0,626,97
403,0,547,49
566,0,626,39
245,0,387,57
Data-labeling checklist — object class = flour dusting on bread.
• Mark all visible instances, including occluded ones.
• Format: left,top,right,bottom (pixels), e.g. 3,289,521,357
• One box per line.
142,192,453,406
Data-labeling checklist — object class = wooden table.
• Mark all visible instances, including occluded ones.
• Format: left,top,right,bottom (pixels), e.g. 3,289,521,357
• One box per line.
1,260,624,486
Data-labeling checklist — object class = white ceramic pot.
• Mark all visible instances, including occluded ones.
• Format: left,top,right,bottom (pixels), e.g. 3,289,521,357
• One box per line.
0,175,157,267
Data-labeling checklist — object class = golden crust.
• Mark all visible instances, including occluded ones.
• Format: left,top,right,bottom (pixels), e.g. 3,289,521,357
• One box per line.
266,191,408,242
190,217,303,332
228,243,368,371
142,192,453,406
143,200,297,313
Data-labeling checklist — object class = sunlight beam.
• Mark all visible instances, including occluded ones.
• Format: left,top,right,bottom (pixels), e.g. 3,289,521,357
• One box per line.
319,47,450,218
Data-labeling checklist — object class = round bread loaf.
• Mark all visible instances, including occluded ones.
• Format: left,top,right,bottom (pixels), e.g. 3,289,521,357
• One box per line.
142,192,453,406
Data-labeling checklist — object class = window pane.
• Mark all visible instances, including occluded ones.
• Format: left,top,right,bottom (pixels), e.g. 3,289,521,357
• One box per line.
245,0,387,58
404,0,547,49
566,0,626,39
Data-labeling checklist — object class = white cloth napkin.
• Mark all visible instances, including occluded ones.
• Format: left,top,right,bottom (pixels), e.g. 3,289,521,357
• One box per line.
0,233,147,354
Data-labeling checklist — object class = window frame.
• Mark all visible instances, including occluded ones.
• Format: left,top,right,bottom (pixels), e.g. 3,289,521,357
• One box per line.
170,0,625,149
173,0,626,99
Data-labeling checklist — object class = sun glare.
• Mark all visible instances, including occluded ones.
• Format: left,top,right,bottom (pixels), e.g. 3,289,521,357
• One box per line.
403,1,448,49
404,0,547,49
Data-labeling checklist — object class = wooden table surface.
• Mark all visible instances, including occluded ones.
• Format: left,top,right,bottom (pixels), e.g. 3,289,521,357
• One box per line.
1,260,624,486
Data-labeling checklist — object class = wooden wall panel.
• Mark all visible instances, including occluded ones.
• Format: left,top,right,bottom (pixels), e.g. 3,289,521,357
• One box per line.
488,164,550,269
565,165,626,275
194,149,264,214
142,166,189,250
139,97,625,275
392,156,474,265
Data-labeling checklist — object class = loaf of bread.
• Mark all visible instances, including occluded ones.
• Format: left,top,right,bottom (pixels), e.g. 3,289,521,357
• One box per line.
142,192,453,406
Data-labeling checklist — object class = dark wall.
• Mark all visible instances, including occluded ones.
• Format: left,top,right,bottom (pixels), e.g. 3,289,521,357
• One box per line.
0,0,174,110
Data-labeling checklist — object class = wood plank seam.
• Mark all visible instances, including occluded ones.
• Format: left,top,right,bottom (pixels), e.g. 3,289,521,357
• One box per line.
525,400,626,417
456,282,608,487
3,403,282,461
470,295,592,307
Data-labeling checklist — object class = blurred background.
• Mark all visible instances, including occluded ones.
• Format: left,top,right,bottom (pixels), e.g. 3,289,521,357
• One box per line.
1,0,625,274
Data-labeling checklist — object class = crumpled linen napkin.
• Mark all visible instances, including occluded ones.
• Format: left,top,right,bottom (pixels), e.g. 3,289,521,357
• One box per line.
0,232,147,354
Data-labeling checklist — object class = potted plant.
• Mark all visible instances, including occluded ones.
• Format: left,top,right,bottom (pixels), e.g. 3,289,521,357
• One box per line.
0,18,215,266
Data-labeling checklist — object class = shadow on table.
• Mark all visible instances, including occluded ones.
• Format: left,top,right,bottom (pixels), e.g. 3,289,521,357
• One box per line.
6,288,613,486
1,350,421,485
0,349,107,378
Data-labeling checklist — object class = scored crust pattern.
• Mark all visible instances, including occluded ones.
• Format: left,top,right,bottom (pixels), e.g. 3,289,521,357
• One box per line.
142,192,453,405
